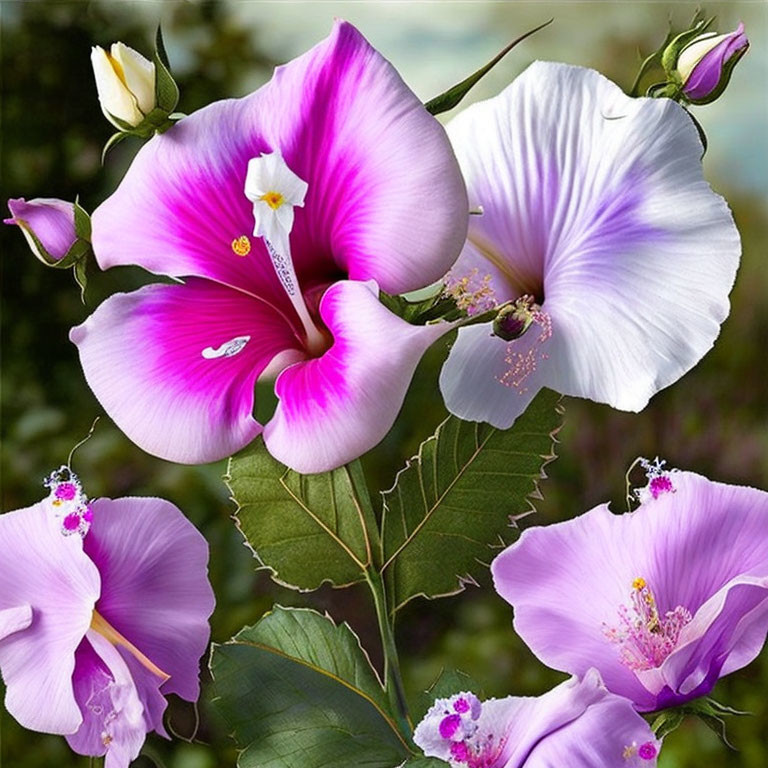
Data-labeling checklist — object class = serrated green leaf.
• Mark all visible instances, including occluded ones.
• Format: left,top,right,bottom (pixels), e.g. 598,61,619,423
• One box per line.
226,438,379,590
380,389,562,612
424,19,552,116
210,606,410,768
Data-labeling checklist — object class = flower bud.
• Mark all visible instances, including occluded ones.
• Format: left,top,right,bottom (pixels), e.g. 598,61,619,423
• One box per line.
669,22,748,105
91,42,156,129
5,197,78,264
492,296,536,341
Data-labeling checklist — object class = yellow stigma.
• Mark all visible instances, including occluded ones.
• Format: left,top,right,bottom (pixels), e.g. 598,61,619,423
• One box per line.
260,191,285,210
632,577,647,591
231,235,251,257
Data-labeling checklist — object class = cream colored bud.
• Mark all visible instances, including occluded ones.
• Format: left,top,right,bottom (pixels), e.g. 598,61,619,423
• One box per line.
91,42,156,129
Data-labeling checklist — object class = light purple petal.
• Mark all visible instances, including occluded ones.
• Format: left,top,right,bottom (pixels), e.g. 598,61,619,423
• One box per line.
414,670,659,768
524,674,660,767
492,471,768,710
92,20,467,296
67,631,146,768
442,61,739,424
83,496,214,702
0,500,100,734
264,280,448,473
70,279,301,464
5,197,77,261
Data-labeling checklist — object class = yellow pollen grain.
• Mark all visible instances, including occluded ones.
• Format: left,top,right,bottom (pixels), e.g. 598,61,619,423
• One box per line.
231,235,251,257
260,191,285,210
632,577,647,590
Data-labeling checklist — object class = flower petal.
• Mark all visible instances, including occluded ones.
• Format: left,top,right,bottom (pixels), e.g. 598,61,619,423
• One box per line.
492,471,768,710
0,500,101,734
70,279,300,464
444,61,740,422
524,674,660,767
83,497,214,702
264,280,447,472
67,631,146,768
439,315,554,428
91,21,467,296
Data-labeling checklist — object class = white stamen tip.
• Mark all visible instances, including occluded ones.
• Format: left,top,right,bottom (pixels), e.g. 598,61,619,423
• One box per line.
202,335,251,359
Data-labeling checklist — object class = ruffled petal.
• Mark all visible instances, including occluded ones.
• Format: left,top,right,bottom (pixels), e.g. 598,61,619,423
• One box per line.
71,279,300,464
83,497,214,702
264,280,448,472
524,674,660,767
67,631,146,768
0,500,101,734
92,20,466,297
444,61,739,421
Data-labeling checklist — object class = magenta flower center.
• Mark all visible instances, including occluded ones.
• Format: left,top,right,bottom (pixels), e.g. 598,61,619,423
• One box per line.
604,578,692,671
433,693,505,768
43,466,93,537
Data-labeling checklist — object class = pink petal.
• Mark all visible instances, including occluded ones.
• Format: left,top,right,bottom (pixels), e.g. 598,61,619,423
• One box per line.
70,279,301,464
264,280,448,472
92,20,466,296
67,631,146,768
83,497,214,702
0,500,101,734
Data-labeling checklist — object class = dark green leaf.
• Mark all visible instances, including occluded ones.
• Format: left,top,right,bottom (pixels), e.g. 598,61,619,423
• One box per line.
210,606,410,768
226,438,378,590
380,389,562,612
424,19,552,116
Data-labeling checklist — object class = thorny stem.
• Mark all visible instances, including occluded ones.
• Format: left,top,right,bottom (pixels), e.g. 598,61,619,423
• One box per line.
365,569,414,747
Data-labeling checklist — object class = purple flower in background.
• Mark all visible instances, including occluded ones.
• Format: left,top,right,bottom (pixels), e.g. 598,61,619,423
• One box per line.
439,62,740,429
5,197,77,264
413,670,661,767
492,466,768,712
677,23,749,104
0,467,214,767
71,21,468,473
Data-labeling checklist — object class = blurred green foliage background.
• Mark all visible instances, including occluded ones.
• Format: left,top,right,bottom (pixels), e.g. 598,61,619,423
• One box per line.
1,1,766,766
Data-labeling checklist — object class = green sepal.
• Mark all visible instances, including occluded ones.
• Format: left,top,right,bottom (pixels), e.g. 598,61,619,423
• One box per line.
73,197,91,241
660,13,714,75
424,18,553,116
101,131,129,163
651,696,750,749
154,26,180,114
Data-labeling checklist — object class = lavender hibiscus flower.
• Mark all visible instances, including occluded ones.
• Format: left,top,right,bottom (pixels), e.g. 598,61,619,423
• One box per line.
439,62,740,429
71,21,468,474
0,467,214,767
413,670,661,767
492,464,768,712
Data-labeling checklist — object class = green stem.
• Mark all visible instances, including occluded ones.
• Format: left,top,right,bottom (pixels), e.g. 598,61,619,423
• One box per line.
365,569,413,746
